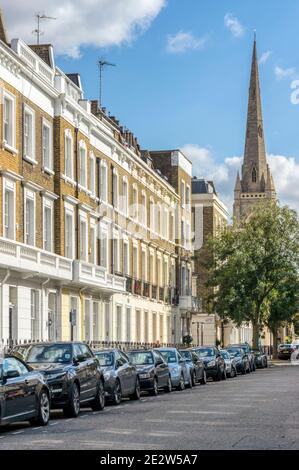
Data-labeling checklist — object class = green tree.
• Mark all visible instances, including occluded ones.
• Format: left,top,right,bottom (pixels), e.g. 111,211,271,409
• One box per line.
266,275,299,358
205,202,299,348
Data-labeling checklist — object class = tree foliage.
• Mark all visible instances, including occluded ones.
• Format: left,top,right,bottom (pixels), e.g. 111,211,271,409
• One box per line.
205,202,299,347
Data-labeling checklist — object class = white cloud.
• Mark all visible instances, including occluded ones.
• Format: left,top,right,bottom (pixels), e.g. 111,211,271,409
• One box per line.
274,65,296,81
224,13,245,38
259,51,272,65
1,0,166,58
166,31,208,54
181,144,299,215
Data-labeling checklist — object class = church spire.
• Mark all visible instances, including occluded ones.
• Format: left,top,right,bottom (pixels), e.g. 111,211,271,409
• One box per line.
242,37,268,192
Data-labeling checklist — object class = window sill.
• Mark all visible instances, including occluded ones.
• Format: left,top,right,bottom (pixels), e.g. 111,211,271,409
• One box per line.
78,183,90,195
61,174,76,187
3,143,18,155
23,155,38,165
42,166,55,176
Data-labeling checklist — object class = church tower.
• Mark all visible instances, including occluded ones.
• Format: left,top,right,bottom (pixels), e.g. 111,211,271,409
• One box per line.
233,38,276,222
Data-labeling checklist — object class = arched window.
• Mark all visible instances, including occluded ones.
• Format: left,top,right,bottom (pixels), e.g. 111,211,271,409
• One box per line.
252,167,257,183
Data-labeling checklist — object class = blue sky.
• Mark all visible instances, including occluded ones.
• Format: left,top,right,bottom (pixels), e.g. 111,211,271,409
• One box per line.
4,0,299,212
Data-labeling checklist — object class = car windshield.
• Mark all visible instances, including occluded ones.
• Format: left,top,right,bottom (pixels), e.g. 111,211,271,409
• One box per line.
227,349,241,357
179,351,191,361
221,351,230,359
159,350,177,364
95,352,114,367
26,344,73,364
279,344,291,348
196,348,214,358
128,352,154,365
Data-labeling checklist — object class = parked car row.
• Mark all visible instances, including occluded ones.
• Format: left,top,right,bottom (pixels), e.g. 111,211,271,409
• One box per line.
0,341,267,428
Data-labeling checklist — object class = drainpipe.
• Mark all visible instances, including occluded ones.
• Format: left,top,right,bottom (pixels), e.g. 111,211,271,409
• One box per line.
40,278,51,342
79,286,88,341
0,269,10,351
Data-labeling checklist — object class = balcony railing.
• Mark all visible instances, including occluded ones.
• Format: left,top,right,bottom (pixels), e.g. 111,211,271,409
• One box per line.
142,282,150,298
159,286,165,302
151,284,158,300
0,237,73,281
73,260,126,292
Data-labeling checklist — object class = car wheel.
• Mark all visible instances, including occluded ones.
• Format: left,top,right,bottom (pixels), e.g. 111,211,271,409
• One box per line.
232,367,237,378
264,359,268,368
222,369,227,380
63,382,80,418
191,371,196,387
200,370,207,385
164,376,172,393
111,379,122,406
241,365,246,375
177,374,185,391
30,389,50,426
214,368,222,381
130,377,141,401
91,379,105,411
150,377,159,396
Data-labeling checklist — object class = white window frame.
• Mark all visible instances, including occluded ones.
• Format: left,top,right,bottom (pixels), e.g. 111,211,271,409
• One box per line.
43,197,54,252
79,211,88,262
23,105,36,164
64,129,74,180
133,243,138,279
89,218,97,265
99,159,108,203
99,224,108,268
89,152,96,196
141,191,147,227
186,184,191,209
24,188,36,246
112,231,120,272
123,240,130,276
112,168,119,208
3,177,16,240
132,184,138,220
150,197,155,233
64,204,75,259
79,140,87,189
3,90,17,153
42,118,53,174
122,176,128,215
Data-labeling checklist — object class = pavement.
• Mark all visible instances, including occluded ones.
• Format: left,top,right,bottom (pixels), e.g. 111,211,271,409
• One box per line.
1,363,299,450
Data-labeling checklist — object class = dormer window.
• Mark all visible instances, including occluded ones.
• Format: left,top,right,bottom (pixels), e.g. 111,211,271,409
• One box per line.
252,167,257,183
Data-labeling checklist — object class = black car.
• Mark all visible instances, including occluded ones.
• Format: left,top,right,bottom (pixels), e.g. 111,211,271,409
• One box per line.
179,349,207,386
228,343,256,371
227,347,250,375
94,349,141,404
252,349,268,368
127,349,172,395
13,342,105,418
192,346,226,381
0,355,50,426
277,343,298,360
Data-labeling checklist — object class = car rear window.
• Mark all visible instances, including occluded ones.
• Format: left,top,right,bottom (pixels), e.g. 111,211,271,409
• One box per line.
95,352,114,367
196,348,214,357
27,344,72,364
127,351,154,365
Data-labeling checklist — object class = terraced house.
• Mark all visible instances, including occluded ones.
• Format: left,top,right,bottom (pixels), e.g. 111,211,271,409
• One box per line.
0,12,195,349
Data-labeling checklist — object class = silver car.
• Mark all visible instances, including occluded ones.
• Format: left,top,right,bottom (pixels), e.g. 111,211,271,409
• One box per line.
155,347,192,390
220,349,237,378
94,349,140,405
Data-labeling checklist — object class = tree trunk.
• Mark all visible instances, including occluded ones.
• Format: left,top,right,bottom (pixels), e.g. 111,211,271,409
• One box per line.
252,322,260,349
272,327,279,359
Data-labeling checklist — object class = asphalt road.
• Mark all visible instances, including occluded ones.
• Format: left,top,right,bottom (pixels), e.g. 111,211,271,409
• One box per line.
1,363,298,450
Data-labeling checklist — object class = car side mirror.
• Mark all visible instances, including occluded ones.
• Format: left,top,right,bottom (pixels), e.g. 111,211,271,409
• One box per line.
115,359,122,369
179,358,186,364
5,369,20,379
155,359,164,366
74,354,85,365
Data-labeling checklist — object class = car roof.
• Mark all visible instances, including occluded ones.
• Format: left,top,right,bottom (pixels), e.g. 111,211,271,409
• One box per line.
93,348,118,353
155,347,177,351
127,349,154,353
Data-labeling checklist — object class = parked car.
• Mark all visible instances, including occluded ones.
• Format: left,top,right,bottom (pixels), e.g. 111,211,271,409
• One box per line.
252,348,268,368
127,349,172,395
227,347,250,375
155,347,192,390
94,349,140,405
220,349,237,378
178,349,207,386
228,343,256,371
14,342,105,417
192,346,226,381
277,343,298,360
0,355,50,426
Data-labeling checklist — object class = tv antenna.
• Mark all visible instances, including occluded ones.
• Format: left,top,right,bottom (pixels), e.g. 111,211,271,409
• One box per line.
98,58,116,108
33,13,56,45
